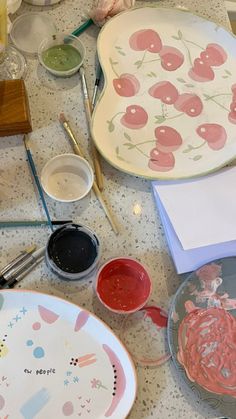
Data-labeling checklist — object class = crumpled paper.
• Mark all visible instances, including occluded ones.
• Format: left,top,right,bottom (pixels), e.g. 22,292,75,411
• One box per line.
89,0,135,26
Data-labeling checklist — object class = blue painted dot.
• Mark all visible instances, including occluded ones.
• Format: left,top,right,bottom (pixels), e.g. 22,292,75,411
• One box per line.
26,340,33,346
33,347,45,359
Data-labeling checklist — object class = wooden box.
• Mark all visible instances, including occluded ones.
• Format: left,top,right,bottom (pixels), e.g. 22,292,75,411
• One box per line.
0,79,32,137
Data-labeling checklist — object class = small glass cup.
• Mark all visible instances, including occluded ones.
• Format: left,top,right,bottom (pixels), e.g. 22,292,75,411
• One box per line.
0,0,26,80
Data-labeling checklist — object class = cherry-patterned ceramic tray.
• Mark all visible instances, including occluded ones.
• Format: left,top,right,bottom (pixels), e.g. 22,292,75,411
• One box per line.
0,290,136,418
91,7,236,179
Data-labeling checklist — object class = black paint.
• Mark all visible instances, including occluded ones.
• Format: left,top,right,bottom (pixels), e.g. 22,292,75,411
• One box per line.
47,224,98,274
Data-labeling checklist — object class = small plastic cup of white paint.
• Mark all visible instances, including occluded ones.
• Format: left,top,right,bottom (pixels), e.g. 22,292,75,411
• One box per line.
41,154,94,203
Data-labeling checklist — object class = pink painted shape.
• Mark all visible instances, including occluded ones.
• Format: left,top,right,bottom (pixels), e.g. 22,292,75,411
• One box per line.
77,353,96,362
120,105,148,129
159,46,184,71
149,149,175,172
200,43,227,66
74,311,89,332
155,126,183,152
62,401,74,416
32,322,41,330
113,74,140,97
188,58,214,82
174,93,203,117
38,305,59,324
148,81,179,104
79,359,96,368
103,344,126,417
196,123,227,150
129,29,162,53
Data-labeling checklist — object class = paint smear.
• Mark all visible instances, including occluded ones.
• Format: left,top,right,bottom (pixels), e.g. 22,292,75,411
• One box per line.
20,388,50,419
0,294,4,310
178,307,236,397
38,306,59,324
74,311,89,332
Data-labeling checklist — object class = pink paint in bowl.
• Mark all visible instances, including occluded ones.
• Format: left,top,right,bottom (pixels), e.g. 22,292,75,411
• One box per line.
96,258,152,314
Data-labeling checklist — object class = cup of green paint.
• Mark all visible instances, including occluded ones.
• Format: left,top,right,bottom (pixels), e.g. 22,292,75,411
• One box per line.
38,33,85,77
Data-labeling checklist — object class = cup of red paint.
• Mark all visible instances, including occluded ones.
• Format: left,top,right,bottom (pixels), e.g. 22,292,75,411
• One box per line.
95,257,152,314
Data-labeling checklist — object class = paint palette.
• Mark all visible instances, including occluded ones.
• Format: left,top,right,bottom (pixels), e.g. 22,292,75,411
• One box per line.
92,7,236,180
0,290,136,418
168,257,236,418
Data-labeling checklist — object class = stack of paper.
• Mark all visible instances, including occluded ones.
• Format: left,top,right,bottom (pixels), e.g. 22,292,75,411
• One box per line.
152,167,236,274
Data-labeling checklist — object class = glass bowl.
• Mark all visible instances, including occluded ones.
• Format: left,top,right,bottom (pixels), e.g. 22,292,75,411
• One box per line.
38,33,85,77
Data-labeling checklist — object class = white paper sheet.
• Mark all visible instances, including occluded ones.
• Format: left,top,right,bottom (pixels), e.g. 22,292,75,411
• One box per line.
153,166,236,250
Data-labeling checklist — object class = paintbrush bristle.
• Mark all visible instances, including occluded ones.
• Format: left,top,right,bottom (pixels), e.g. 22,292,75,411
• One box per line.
59,113,67,124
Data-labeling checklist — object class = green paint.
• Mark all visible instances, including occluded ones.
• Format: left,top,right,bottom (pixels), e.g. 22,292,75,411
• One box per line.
42,44,82,72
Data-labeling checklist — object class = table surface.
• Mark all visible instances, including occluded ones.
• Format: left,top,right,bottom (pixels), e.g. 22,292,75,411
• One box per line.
0,0,232,418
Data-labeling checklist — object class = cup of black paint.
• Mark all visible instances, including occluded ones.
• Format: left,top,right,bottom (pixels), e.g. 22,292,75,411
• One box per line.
45,223,100,280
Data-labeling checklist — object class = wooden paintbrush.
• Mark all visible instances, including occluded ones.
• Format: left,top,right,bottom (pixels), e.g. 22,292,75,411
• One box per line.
59,113,119,235
79,66,104,191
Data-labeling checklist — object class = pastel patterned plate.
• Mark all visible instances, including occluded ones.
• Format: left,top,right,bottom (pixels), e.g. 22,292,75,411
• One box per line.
91,7,236,180
0,290,137,418
167,258,236,417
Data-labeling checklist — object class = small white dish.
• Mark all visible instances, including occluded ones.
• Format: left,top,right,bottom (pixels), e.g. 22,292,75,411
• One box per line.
10,13,57,56
38,33,85,77
41,154,94,202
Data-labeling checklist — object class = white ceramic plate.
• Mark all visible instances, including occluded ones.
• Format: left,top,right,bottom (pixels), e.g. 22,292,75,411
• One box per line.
0,290,136,418
92,7,236,180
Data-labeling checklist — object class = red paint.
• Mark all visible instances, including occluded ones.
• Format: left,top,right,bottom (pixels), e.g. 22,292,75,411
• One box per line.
120,105,148,129
159,46,184,71
178,307,236,397
196,123,227,150
129,29,162,53
96,258,152,313
142,306,168,328
149,149,175,172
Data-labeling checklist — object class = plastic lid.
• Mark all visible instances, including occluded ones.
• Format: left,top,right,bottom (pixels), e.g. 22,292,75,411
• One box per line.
10,13,57,56
121,305,171,367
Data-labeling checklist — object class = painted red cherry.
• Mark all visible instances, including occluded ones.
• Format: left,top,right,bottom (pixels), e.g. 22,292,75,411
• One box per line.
149,148,175,172
120,105,148,129
113,73,140,97
129,29,162,53
196,123,227,150
174,93,203,117
228,111,236,124
230,101,236,113
200,43,227,66
155,126,183,152
159,46,184,71
189,58,215,82
148,81,179,104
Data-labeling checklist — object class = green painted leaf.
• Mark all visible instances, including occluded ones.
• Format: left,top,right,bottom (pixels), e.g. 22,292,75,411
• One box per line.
185,84,194,88
124,143,135,149
203,94,210,100
172,35,180,40
117,155,127,162
178,30,183,39
151,72,157,77
0,294,4,310
222,75,228,79
177,78,185,83
115,46,122,50
107,120,115,132
118,51,126,56
124,132,131,141
193,155,202,161
225,69,232,75
155,115,166,123
115,146,119,155
182,145,193,153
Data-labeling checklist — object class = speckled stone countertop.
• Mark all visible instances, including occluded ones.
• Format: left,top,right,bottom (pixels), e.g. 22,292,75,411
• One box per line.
0,0,231,418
